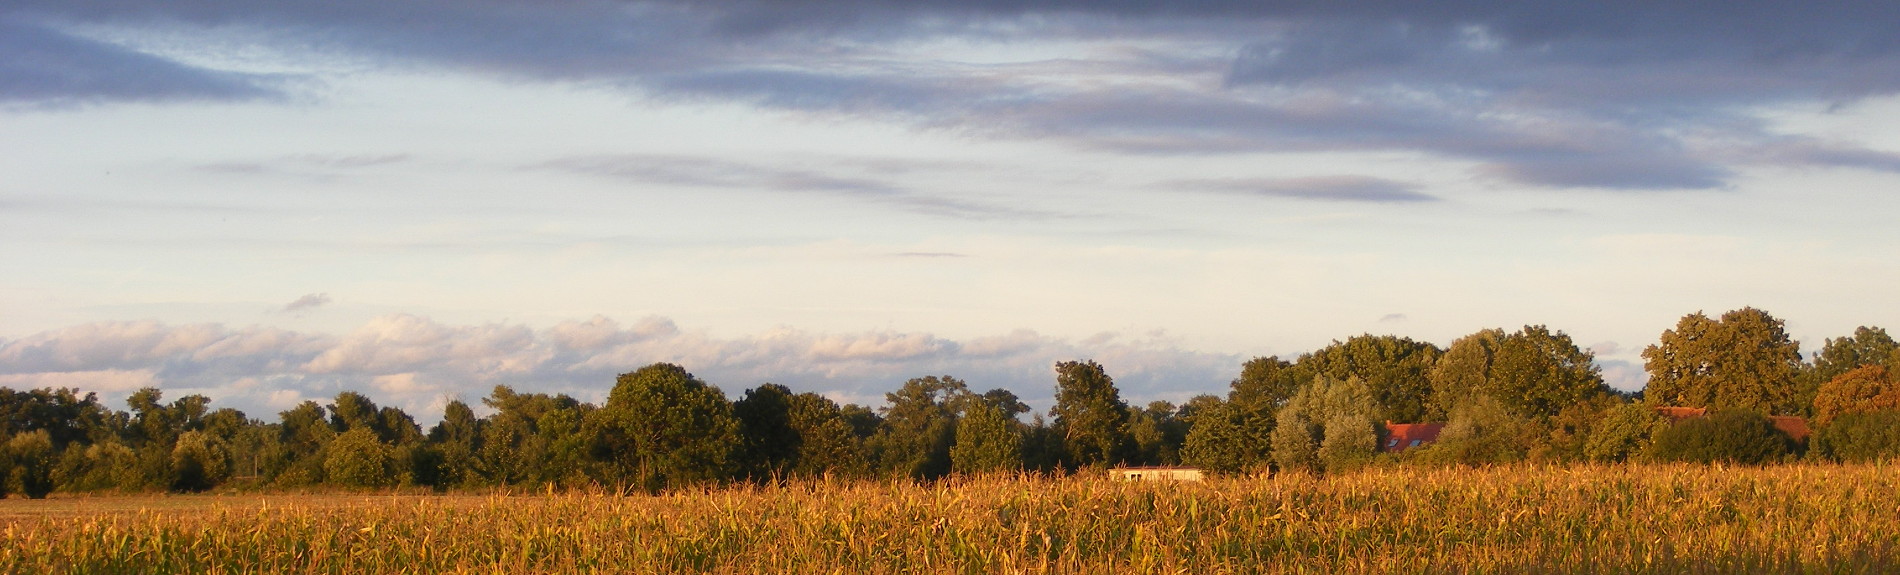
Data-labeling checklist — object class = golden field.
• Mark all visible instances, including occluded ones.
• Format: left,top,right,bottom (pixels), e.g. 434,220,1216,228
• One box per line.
2,463,1896,574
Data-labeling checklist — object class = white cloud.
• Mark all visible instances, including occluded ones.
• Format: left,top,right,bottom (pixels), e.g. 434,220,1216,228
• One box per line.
0,369,158,392
0,313,1248,421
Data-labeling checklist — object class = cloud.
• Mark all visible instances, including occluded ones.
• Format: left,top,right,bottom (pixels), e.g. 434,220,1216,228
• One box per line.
1167,176,1437,203
1379,313,1409,323
9,1,1900,188
0,314,1246,421
0,19,278,105
281,293,331,312
542,154,1053,220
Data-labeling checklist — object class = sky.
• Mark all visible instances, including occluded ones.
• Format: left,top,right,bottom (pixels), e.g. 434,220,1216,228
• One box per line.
5,1,1900,422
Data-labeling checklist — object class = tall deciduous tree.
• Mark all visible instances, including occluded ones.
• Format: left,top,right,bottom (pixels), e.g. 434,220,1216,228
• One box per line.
428,400,482,488
784,392,864,477
1297,336,1442,424
1810,365,1900,427
734,383,800,481
587,363,740,492
951,402,1023,474
1642,308,1803,414
869,375,969,480
1052,360,1133,468
1430,326,1608,421
1271,377,1381,475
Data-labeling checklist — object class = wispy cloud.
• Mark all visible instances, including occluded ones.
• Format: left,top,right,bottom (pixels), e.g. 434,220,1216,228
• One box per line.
1166,176,1438,203
281,293,331,312
542,154,1054,220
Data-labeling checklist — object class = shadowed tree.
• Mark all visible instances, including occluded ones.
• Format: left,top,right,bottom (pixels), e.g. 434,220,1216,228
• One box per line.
734,383,800,481
1052,360,1134,468
428,400,482,488
5,430,56,498
169,430,232,492
586,363,740,492
785,392,865,477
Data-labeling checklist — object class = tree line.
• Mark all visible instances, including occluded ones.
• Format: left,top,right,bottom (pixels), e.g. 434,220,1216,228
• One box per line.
2,307,1897,497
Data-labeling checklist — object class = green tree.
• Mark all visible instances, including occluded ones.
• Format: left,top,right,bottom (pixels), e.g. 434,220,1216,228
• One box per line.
1646,410,1791,464
5,430,56,498
169,430,232,492
1270,377,1379,475
867,375,969,480
325,428,395,488
1431,326,1608,421
951,402,1023,474
427,400,482,488
1181,400,1252,474
1811,326,1900,383
1642,308,1803,414
734,384,800,482
1810,365,1900,428
1051,360,1133,468
1297,335,1442,424
1582,402,1669,462
272,401,335,486
587,363,740,492
1811,410,1900,463
1409,394,1535,465
785,392,865,477
1128,401,1187,465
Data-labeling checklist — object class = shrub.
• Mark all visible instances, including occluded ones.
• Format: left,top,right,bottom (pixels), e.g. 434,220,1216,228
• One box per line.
170,431,233,492
1812,410,1900,463
5,430,57,499
1646,411,1790,464
324,428,395,488
1583,403,1669,462
1409,395,1535,466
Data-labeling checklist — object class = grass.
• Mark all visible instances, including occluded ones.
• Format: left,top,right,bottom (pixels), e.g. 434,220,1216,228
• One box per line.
2,463,1896,574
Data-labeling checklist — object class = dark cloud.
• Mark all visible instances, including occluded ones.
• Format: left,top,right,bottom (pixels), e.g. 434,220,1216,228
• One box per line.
8,1,1900,188
1168,176,1437,203
0,19,278,104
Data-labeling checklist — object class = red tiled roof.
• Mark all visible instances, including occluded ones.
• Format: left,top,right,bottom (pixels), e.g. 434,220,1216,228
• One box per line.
1382,422,1445,452
1767,416,1811,443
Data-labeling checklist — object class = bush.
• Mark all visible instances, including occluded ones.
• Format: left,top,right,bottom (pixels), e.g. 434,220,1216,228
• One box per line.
1813,410,1900,463
1408,395,1535,466
5,431,58,499
1646,411,1790,464
324,428,395,488
170,431,233,492
1582,403,1668,462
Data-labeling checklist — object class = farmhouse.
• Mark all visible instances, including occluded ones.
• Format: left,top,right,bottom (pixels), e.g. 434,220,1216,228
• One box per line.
1382,421,1446,452
1109,466,1204,482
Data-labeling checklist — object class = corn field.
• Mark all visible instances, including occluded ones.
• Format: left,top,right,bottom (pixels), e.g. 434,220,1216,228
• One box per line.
2,463,1896,574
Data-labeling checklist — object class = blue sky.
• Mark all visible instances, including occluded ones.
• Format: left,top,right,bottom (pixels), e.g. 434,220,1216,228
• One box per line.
4,1,1900,421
